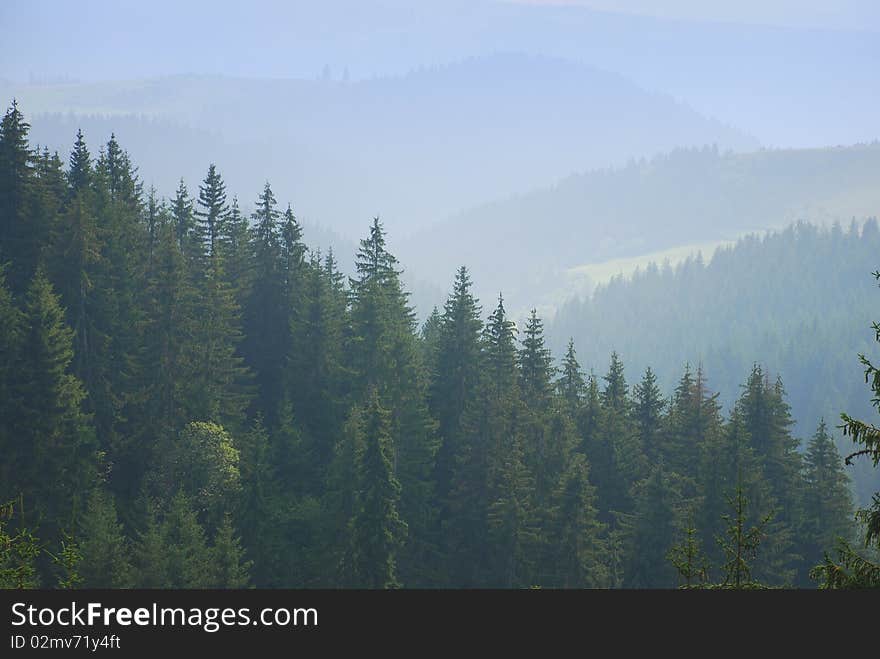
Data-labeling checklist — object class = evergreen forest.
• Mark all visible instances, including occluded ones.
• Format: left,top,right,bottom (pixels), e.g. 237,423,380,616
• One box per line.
2,102,878,589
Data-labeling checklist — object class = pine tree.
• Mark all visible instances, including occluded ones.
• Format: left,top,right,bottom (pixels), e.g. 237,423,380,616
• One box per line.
211,513,252,588
624,462,679,588
67,129,92,199
78,488,133,588
287,252,350,494
716,482,773,589
518,309,554,410
162,491,213,588
131,503,167,587
590,353,645,522
234,417,284,586
0,100,37,295
222,197,252,306
348,217,435,586
242,182,288,425
193,164,228,268
634,366,665,463
812,270,880,587
549,453,606,587
4,270,96,535
663,365,722,494
429,266,483,548
800,420,856,578
446,294,517,586
327,405,366,586
170,178,194,254
95,133,141,208
668,512,709,588
487,431,537,587
557,338,586,412
350,391,407,588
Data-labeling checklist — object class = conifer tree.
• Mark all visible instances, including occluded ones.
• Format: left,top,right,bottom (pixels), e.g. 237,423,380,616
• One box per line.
812,270,880,587
800,420,855,577
67,129,92,199
634,366,665,463
590,353,645,521
327,405,366,586
557,338,586,412
429,266,483,543
78,488,133,588
445,295,516,584
624,462,680,588
487,430,537,588
350,391,407,588
132,505,168,588
211,513,252,588
0,100,38,295
170,178,194,254
549,453,606,587
348,217,435,585
287,252,349,493
242,182,287,425
5,270,96,534
236,417,288,586
222,197,252,305
194,164,228,267
162,491,212,588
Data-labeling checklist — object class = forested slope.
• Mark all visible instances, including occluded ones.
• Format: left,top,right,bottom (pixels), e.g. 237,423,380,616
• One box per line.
0,104,865,589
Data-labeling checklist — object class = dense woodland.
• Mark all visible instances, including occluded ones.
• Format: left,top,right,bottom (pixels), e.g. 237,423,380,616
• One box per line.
1,102,877,589
551,222,880,502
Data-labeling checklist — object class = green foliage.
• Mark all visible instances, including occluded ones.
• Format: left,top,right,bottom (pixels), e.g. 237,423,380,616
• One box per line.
78,489,133,588
51,532,83,589
211,513,252,588
349,391,408,588
0,104,865,590
812,269,880,587
0,498,41,589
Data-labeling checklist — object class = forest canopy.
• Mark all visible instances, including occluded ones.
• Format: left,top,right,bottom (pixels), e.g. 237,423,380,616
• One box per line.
0,102,872,589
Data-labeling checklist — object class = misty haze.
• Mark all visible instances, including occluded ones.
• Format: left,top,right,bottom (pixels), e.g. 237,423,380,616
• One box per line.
1,0,879,591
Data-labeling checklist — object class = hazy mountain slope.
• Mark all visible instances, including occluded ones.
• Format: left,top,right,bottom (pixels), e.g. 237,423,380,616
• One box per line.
548,221,880,503
1,53,755,240
3,0,878,148
402,143,880,316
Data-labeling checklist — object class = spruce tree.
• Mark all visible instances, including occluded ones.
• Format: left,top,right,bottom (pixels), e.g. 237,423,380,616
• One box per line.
132,505,168,588
0,100,37,295
287,252,349,494
5,270,96,535
78,488,133,588
348,217,435,586
624,462,679,588
242,182,287,425
170,178,194,254
429,266,483,549
800,420,856,578
812,270,880,587
350,391,407,588
549,453,606,587
162,491,212,588
211,513,252,588
634,366,665,463
194,164,228,267
557,338,586,412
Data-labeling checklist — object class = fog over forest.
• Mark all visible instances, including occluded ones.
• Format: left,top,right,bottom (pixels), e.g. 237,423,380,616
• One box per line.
1,0,879,590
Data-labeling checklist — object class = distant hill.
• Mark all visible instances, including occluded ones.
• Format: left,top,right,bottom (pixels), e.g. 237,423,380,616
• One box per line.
547,220,880,504
1,53,755,241
401,143,880,317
